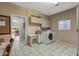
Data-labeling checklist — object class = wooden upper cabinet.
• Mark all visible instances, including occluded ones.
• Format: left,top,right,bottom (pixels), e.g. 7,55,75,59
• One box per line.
29,15,42,25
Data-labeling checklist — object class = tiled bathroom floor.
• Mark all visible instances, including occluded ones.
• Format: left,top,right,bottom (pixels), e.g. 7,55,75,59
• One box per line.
10,38,77,56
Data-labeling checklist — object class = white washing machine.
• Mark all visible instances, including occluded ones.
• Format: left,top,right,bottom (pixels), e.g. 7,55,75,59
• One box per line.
37,30,56,44
43,30,56,44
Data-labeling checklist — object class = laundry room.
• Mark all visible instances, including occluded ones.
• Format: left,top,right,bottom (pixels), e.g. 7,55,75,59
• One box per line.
26,3,77,56
0,2,77,56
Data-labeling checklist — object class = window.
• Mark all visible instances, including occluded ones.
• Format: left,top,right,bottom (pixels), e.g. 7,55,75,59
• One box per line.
58,20,71,30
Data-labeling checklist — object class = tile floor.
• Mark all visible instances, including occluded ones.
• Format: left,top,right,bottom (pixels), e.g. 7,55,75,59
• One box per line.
10,37,77,56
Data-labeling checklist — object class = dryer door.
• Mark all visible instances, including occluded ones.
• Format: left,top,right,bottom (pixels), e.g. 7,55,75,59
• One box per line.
48,33,53,40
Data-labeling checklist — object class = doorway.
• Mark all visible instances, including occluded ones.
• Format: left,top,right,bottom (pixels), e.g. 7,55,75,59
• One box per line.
11,14,27,46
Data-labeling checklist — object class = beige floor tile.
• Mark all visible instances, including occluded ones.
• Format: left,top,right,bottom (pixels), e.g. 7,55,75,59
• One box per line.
10,40,77,56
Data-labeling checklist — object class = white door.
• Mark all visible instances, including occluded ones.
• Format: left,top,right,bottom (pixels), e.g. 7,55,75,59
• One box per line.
11,15,27,44
19,17,25,41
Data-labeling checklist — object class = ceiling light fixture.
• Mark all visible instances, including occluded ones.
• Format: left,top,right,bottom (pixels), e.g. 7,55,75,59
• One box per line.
48,1,59,4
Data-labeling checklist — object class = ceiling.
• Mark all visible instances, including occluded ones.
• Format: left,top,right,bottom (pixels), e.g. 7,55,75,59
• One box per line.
11,2,78,16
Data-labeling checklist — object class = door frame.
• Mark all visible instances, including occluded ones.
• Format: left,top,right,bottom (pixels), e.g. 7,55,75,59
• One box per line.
76,2,79,56
10,14,28,44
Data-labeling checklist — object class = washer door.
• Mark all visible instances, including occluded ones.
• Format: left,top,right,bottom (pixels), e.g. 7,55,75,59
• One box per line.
48,33,53,40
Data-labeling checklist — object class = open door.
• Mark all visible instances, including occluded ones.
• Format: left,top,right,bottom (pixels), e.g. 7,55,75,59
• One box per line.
11,14,27,45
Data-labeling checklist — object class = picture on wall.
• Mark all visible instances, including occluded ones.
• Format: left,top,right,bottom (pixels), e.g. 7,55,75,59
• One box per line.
0,17,6,26
0,15,10,34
